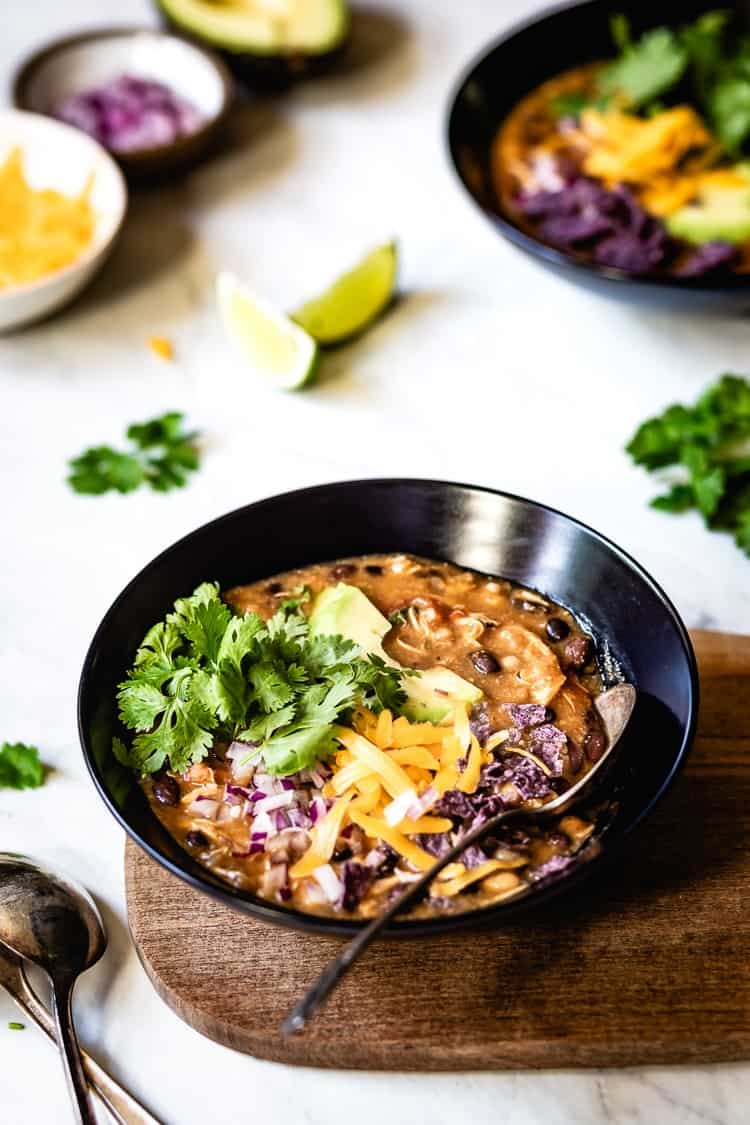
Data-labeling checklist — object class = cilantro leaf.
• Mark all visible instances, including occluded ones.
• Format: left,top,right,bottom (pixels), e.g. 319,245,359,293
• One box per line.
68,446,145,495
114,580,412,778
0,743,44,790
68,412,200,496
599,23,688,108
626,373,750,557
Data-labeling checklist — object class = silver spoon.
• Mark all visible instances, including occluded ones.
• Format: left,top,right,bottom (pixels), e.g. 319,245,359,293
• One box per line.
0,854,106,1124
0,944,162,1125
282,683,636,1035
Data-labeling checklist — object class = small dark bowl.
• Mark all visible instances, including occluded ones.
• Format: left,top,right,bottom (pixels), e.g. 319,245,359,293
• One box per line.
447,0,750,309
78,479,698,936
12,27,233,179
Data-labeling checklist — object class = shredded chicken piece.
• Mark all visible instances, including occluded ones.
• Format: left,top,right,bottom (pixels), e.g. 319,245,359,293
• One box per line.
494,624,565,705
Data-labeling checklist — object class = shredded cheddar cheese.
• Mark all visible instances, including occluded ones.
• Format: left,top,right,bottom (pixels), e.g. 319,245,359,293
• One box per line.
0,147,95,290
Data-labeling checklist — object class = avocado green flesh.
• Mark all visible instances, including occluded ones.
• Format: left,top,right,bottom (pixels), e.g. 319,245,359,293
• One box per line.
309,584,482,723
156,0,350,55
667,186,750,246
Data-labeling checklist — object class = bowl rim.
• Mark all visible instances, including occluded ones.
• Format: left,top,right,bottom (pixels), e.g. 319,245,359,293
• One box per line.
0,107,127,302
78,477,700,936
445,0,750,293
11,24,234,163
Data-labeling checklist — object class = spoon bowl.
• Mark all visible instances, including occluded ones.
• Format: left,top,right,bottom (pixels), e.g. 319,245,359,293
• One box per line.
0,854,106,1124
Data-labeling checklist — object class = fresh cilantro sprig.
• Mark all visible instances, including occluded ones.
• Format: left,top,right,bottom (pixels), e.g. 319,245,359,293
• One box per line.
0,743,44,790
68,412,200,495
594,11,750,155
626,373,750,557
114,585,408,777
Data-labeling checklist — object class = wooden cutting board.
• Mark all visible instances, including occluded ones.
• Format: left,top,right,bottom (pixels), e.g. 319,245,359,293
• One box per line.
125,629,750,1070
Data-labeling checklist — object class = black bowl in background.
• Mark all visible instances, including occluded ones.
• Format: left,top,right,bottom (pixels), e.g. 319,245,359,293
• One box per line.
78,479,698,936
447,0,750,309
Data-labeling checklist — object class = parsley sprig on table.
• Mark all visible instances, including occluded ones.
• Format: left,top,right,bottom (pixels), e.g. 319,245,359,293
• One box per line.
114,584,408,778
626,373,750,557
68,412,200,495
0,743,44,790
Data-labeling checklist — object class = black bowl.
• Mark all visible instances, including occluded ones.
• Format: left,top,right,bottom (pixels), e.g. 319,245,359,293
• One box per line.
447,0,750,309
78,479,698,936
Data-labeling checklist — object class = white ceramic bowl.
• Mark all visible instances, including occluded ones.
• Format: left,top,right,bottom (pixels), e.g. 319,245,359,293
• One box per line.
0,109,127,332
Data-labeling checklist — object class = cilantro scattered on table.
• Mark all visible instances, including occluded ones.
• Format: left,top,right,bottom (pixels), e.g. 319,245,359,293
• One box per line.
68,412,200,495
115,585,409,778
626,373,750,557
7,1023,25,1031
593,11,750,155
0,743,44,790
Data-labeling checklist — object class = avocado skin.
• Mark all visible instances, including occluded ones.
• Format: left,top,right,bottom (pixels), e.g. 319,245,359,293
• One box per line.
154,2,350,90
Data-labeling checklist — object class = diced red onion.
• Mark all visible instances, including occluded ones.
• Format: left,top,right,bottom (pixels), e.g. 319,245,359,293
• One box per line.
55,74,203,154
186,796,220,820
254,791,296,813
280,778,295,791
288,807,312,830
251,809,275,838
313,863,342,904
384,788,418,826
407,785,438,819
273,809,291,832
309,796,327,824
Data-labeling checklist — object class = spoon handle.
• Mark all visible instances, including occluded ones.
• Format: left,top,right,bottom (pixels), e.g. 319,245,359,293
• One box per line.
282,806,522,1035
7,962,162,1125
51,975,98,1125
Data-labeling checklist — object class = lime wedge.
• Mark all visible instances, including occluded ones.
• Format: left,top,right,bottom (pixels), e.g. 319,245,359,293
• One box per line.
217,272,320,391
291,241,398,345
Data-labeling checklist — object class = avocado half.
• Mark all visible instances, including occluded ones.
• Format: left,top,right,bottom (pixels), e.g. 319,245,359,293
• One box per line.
155,0,351,87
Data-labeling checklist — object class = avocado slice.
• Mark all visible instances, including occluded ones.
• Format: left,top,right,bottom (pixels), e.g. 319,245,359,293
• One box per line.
309,584,482,723
156,0,350,86
667,179,750,246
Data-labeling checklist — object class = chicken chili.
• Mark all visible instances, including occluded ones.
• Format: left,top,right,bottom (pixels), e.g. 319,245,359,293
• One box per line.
114,554,606,920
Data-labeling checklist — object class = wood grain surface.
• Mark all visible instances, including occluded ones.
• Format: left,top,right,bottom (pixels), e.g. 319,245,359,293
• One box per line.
125,630,750,1070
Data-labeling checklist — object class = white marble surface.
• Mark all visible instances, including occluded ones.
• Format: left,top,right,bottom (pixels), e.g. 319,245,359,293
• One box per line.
1,1,748,1122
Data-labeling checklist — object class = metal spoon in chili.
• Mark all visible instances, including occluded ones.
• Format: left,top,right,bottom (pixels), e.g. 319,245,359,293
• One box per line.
282,682,636,1036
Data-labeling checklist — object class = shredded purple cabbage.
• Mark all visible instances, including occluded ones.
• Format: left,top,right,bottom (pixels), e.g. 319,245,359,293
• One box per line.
469,703,493,746
675,240,738,278
55,74,202,154
492,754,551,800
341,862,374,911
529,724,567,776
502,703,547,728
517,176,673,275
528,854,574,882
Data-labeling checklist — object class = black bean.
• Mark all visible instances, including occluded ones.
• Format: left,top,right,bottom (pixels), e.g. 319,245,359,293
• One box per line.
546,617,570,642
331,563,356,579
584,730,607,762
333,845,353,862
152,776,179,807
544,706,557,722
365,564,384,575
186,830,207,848
564,635,593,668
266,582,282,595
470,649,500,675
